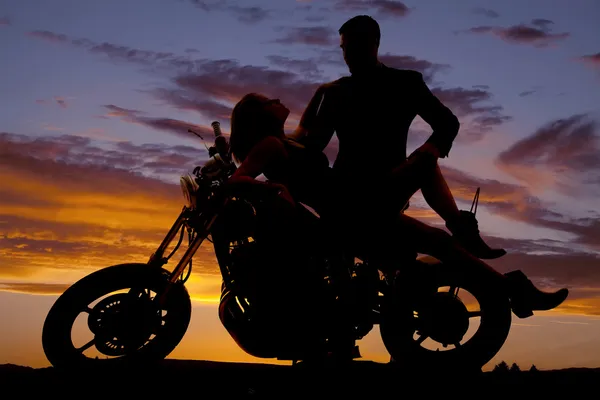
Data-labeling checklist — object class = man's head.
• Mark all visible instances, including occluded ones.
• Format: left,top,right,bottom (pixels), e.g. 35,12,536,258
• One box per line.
338,15,380,74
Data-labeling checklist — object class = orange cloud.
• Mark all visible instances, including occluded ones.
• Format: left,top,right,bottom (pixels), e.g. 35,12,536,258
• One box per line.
0,133,221,300
0,273,223,304
555,297,600,316
0,282,70,295
2,132,600,317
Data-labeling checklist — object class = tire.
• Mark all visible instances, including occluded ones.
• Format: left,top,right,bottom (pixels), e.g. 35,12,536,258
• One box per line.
42,263,191,370
380,256,512,372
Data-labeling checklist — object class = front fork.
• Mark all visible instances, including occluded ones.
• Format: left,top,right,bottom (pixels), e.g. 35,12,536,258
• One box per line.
149,202,226,306
147,206,189,270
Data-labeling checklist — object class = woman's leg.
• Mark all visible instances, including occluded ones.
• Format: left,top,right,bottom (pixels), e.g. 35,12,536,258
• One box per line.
392,213,504,280
388,213,569,318
389,154,506,260
419,162,460,222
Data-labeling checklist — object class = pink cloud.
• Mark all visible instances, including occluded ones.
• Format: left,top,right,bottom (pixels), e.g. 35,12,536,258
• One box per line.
54,96,67,108
578,53,600,69
495,113,600,196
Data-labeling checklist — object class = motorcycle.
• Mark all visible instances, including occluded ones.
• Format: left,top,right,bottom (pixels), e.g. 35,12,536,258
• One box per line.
41,121,513,371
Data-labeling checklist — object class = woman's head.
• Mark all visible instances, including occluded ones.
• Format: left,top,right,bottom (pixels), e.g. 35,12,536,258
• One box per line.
229,93,290,163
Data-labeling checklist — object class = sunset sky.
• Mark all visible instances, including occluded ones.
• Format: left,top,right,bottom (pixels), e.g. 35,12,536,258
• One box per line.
1,0,600,371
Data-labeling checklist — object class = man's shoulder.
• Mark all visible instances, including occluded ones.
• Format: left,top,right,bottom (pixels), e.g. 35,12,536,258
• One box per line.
309,78,352,100
317,76,352,90
381,65,425,82
322,66,425,86
310,66,425,95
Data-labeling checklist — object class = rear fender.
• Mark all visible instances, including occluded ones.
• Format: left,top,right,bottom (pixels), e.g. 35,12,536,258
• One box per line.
414,254,503,293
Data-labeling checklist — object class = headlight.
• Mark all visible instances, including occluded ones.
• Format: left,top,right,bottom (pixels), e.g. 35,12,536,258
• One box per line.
180,174,199,209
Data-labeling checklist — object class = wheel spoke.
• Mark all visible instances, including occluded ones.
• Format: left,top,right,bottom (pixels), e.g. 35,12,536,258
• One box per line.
77,338,95,353
468,310,482,318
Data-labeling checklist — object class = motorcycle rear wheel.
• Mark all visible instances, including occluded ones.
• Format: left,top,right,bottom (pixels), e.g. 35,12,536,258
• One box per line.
42,263,191,370
380,257,512,373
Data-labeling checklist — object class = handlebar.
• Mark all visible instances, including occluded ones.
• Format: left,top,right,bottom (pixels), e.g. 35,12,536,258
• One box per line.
211,121,222,137
188,120,236,179
187,128,205,140
187,121,230,159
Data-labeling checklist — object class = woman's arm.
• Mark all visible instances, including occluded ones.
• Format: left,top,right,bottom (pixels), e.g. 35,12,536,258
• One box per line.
227,136,295,204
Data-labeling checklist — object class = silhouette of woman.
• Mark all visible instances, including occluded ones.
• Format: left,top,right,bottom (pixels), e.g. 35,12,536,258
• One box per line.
225,92,355,360
227,92,332,217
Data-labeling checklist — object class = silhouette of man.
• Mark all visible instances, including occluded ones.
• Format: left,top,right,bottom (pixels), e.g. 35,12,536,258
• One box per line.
291,15,504,259
291,15,567,315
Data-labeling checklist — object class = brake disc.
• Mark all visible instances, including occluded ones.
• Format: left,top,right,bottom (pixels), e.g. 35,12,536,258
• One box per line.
88,292,161,356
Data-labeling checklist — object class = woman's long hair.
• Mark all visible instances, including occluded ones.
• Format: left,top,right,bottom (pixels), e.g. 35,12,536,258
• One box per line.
229,93,281,164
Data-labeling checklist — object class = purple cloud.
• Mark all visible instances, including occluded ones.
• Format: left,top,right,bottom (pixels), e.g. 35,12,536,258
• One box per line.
27,30,202,71
26,28,509,147
102,104,216,140
440,164,600,251
378,53,451,84
272,26,338,46
334,0,411,18
495,113,600,196
472,7,499,19
459,19,570,48
185,0,271,23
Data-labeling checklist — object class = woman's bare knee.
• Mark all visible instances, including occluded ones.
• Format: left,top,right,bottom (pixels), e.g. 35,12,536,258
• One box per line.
395,215,447,241
423,225,452,244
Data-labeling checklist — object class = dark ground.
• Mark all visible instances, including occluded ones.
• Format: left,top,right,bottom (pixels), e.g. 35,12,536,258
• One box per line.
1,359,597,397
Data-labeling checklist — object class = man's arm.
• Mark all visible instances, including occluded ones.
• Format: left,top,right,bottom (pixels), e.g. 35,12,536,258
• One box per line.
289,84,336,153
411,72,460,158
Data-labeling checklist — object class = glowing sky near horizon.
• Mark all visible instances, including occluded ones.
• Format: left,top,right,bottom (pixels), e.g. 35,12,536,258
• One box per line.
1,0,600,370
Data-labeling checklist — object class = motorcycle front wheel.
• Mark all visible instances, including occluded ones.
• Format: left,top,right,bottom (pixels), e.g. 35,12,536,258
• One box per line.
42,263,191,370
379,256,512,373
